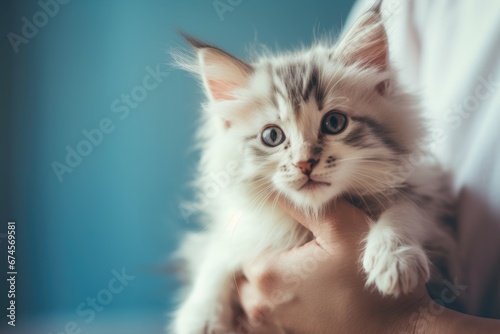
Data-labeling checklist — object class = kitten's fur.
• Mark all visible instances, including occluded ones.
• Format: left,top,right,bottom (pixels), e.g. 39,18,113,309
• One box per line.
171,5,459,333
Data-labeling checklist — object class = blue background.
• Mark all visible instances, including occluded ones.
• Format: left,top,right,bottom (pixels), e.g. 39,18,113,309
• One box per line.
1,0,355,333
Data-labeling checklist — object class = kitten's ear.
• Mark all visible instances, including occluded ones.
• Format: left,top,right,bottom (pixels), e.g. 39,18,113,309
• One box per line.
336,2,388,70
182,33,254,101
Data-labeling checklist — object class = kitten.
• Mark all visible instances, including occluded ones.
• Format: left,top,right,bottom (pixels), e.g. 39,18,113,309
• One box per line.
171,4,459,333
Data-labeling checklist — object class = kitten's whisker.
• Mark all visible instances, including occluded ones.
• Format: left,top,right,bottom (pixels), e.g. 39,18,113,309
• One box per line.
247,186,274,212
347,174,383,213
335,156,398,165
347,172,392,210
349,170,397,197
267,189,283,224
353,183,375,217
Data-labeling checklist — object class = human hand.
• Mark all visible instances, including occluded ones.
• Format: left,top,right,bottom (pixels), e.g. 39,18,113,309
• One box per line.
233,199,429,333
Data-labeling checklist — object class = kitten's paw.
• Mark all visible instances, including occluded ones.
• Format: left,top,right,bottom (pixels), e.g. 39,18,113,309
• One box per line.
363,237,430,297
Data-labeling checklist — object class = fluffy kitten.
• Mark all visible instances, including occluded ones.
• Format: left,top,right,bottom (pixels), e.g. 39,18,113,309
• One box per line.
171,4,458,333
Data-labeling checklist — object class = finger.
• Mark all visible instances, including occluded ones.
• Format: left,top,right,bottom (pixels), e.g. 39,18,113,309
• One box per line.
237,277,275,328
242,243,327,299
277,197,370,246
241,250,282,295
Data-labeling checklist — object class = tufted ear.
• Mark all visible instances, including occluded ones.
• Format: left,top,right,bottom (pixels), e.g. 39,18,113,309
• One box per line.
181,33,254,101
336,2,388,70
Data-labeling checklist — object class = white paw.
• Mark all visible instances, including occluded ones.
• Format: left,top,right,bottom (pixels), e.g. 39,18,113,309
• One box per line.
363,236,430,297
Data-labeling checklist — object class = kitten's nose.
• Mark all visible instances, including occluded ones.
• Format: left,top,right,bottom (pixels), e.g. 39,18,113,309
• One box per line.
294,158,319,175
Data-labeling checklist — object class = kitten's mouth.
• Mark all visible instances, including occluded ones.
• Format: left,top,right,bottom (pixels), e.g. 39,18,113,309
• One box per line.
299,178,331,191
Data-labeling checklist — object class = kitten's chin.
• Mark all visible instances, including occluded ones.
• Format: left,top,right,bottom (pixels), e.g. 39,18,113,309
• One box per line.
286,184,338,209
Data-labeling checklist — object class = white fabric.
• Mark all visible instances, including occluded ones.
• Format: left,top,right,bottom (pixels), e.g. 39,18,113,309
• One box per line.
347,0,500,318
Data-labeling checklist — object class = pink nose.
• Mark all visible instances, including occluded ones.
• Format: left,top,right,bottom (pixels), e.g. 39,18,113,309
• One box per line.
294,159,318,175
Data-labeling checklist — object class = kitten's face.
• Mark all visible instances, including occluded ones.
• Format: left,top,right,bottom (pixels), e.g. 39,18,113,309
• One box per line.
234,52,412,209
182,8,422,210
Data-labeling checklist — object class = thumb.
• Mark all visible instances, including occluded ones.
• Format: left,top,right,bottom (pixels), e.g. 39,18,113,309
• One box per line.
277,197,370,247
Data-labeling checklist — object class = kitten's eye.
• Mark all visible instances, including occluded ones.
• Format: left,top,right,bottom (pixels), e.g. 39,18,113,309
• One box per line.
261,126,286,147
321,111,347,135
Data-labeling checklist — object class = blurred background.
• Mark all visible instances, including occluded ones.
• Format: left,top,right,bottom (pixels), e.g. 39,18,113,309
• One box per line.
1,0,356,333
